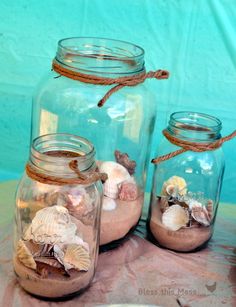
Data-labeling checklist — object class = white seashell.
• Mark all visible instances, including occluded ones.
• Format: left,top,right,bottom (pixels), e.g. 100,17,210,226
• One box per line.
99,161,131,199
23,206,78,245
186,199,202,210
161,176,187,196
191,205,210,226
162,204,189,231
102,196,117,211
17,239,37,270
64,244,91,271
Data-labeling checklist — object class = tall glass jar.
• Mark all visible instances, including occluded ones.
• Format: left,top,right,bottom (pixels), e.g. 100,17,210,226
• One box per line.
148,112,225,252
13,134,103,299
31,37,167,247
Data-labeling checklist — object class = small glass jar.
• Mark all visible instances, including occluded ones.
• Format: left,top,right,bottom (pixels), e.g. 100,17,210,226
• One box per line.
148,112,225,252
31,37,166,247
13,134,103,299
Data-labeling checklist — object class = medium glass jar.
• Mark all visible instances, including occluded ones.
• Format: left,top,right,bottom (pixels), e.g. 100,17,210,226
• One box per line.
31,37,167,247
13,134,103,299
148,112,225,252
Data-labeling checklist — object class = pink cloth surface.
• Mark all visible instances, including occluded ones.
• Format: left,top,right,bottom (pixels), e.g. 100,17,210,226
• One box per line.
0,209,235,307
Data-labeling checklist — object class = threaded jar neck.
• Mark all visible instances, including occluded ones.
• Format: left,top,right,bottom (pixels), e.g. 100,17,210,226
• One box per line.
54,37,145,77
167,112,222,142
30,133,96,177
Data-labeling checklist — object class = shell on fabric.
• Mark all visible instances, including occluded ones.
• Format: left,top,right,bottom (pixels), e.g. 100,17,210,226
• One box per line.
99,161,131,199
23,206,77,245
162,204,189,231
118,179,138,201
161,176,187,197
102,196,117,211
191,205,210,226
64,244,91,271
16,239,37,270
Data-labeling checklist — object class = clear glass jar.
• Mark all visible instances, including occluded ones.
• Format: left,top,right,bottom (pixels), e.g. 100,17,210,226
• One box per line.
31,37,160,247
13,133,103,299
148,112,225,252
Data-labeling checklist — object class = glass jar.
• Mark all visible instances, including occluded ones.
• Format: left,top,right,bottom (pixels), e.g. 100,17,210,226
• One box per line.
148,112,225,252
31,37,167,247
13,133,103,299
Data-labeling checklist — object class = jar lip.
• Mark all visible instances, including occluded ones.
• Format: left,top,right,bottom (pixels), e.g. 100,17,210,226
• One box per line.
58,36,145,60
170,111,222,131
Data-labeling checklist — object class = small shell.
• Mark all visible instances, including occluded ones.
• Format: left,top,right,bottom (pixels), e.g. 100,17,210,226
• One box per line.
162,204,189,231
161,176,187,196
64,244,91,271
191,206,210,226
24,206,77,245
118,180,138,201
102,196,117,211
34,257,62,269
186,199,202,210
99,161,131,199
206,200,213,220
159,197,169,213
114,150,136,175
17,239,37,270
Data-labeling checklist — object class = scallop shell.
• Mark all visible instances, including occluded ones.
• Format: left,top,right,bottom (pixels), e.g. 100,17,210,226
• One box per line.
118,179,138,201
64,244,91,271
17,239,37,270
191,205,210,226
23,206,77,245
102,196,117,211
161,176,187,196
99,161,131,199
162,204,189,231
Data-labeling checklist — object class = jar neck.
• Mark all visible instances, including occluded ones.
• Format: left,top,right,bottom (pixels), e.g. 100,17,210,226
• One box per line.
29,134,96,178
167,112,222,143
55,37,145,78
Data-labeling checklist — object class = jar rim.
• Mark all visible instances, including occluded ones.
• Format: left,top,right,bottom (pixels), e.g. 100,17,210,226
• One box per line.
58,36,145,60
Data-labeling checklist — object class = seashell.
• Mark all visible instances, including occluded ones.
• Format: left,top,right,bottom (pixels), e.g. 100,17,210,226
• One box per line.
161,176,187,196
23,206,78,245
114,150,136,175
186,198,202,210
64,244,91,271
102,196,117,211
17,199,28,209
99,161,131,199
118,179,138,201
191,205,210,226
34,257,63,269
162,204,189,231
17,239,37,270
44,191,70,207
206,200,213,220
159,197,169,213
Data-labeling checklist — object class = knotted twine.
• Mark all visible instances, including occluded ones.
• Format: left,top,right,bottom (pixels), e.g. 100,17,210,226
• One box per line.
52,60,169,107
26,160,108,185
152,129,236,164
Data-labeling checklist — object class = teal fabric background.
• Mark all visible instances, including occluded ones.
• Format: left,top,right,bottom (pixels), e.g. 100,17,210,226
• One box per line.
0,0,235,202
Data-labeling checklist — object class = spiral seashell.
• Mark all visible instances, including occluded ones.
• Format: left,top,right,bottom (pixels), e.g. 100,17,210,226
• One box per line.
64,244,91,271
161,176,187,196
162,204,189,231
102,196,117,211
99,161,131,199
191,205,210,226
17,239,37,270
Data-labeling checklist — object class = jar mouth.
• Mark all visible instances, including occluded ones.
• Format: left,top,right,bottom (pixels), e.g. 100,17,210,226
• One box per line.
168,111,222,141
30,133,95,175
55,37,145,76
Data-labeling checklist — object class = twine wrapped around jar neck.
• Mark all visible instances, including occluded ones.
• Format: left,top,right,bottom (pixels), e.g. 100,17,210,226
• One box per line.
52,60,169,107
152,129,236,164
26,160,108,185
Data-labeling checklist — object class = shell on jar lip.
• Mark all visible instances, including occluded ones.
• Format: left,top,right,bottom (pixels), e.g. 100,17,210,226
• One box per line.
102,196,117,211
161,176,187,197
99,161,131,199
16,239,37,270
63,244,91,271
191,205,210,226
162,204,189,231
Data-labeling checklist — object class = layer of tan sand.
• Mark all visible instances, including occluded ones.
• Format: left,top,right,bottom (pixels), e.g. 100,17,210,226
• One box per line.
100,194,144,246
150,202,212,252
13,257,94,298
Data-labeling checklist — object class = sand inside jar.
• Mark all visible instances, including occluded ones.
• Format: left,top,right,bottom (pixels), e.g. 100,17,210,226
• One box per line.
100,193,143,246
150,200,212,252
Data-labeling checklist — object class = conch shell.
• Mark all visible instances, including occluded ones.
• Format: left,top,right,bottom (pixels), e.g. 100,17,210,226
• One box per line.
16,239,36,270
64,244,91,271
162,204,189,231
99,161,131,199
161,176,187,196
23,206,78,245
